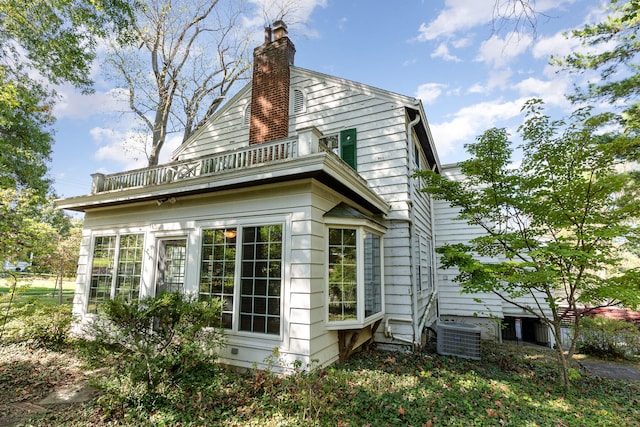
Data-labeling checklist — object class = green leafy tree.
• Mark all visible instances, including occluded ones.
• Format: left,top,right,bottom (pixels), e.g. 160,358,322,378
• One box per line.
417,100,640,392
1,0,135,195
556,0,639,146
0,72,54,196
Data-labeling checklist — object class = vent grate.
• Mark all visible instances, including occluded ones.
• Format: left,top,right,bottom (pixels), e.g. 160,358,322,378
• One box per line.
436,322,481,360
292,89,305,114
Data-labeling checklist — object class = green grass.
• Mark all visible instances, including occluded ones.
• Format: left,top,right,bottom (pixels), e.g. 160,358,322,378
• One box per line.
13,341,640,427
0,276,75,305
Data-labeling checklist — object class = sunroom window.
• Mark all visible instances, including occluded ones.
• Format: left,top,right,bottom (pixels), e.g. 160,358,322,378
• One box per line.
325,205,385,329
198,224,283,335
87,233,144,313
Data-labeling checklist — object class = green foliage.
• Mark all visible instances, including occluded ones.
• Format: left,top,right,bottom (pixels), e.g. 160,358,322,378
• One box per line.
0,189,76,270
416,99,640,391
0,0,136,202
0,296,72,348
0,71,53,196
89,292,225,394
0,0,135,91
29,344,637,426
556,0,640,142
578,316,640,360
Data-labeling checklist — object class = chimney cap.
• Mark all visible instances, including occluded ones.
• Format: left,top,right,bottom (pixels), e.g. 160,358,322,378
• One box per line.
272,20,287,31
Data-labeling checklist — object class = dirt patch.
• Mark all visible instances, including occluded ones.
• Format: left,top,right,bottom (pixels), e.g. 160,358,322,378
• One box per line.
0,344,89,426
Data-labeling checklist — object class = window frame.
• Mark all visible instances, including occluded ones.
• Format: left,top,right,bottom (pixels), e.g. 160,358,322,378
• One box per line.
86,231,146,314
154,237,188,296
324,218,385,330
196,220,285,337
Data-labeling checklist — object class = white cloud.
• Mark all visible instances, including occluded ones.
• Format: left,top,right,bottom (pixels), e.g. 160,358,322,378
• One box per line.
532,31,580,61
54,87,128,120
91,125,183,172
476,32,533,69
431,42,461,62
416,0,577,41
468,83,486,94
486,67,513,91
416,83,447,105
430,98,528,161
513,76,571,108
416,0,495,41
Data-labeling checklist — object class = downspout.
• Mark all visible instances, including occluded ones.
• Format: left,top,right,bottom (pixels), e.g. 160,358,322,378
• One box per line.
384,112,422,348
407,113,422,346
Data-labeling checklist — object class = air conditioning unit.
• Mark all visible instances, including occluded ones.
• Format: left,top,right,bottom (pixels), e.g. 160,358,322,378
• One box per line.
436,322,481,360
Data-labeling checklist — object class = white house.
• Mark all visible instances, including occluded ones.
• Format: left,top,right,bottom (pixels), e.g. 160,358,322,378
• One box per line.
56,22,551,370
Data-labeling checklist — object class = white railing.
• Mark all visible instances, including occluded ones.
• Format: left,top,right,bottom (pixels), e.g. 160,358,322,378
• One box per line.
91,138,298,194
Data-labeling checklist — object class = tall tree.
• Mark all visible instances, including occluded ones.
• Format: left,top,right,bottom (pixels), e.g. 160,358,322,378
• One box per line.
107,0,253,166
0,0,135,196
417,100,640,392
556,0,640,139
0,0,135,265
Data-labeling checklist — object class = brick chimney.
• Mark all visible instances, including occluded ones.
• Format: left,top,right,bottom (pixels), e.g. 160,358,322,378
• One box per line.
249,20,296,145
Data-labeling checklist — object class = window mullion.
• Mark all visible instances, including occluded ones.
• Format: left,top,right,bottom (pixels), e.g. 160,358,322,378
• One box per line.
356,228,364,321
111,234,121,300
232,227,242,333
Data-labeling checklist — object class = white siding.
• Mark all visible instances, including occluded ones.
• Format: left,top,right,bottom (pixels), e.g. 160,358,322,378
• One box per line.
434,165,552,338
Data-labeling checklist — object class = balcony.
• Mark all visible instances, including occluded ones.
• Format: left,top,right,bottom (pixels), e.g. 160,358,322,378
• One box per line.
91,137,300,194
57,126,389,215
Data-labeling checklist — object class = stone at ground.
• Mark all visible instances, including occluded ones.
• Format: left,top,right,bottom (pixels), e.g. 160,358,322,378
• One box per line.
580,361,640,381
38,381,96,405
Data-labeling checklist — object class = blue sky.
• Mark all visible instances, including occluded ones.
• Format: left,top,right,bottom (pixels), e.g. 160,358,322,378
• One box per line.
50,0,607,199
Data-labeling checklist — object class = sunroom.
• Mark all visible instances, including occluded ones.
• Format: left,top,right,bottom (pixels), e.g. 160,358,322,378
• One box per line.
57,130,391,369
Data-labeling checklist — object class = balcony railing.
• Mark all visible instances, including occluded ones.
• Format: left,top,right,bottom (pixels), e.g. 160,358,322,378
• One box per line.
91,138,298,194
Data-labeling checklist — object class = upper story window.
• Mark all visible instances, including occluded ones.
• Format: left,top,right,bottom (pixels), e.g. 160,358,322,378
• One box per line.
319,128,357,170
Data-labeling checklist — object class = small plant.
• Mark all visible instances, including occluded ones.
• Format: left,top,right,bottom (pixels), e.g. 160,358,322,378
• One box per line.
88,292,225,394
0,297,72,348
578,316,640,360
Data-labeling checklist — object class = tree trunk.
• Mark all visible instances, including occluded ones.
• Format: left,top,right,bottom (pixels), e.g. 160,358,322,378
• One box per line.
552,320,571,393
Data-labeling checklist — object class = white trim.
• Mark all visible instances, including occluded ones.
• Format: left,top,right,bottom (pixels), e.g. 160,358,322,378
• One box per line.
194,215,290,342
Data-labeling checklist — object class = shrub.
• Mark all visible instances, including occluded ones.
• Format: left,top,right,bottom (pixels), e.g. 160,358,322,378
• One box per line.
577,316,640,360
0,298,72,348
88,292,225,394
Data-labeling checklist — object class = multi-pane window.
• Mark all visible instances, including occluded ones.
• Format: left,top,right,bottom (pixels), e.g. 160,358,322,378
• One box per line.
199,229,237,328
328,229,357,321
415,235,434,292
327,226,383,326
240,225,283,334
88,236,116,313
88,233,144,313
198,225,283,334
156,239,187,295
363,232,382,317
422,239,434,291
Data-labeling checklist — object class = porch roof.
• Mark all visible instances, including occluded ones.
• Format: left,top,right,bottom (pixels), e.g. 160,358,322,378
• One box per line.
55,145,391,216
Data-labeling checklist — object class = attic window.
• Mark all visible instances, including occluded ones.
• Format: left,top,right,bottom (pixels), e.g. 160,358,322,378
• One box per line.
243,103,251,126
291,88,305,114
